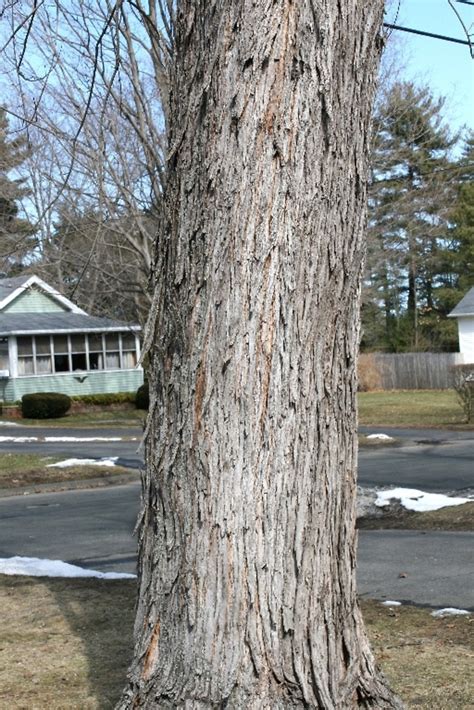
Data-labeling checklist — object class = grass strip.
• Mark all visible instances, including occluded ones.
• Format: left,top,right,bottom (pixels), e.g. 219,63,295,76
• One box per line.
358,389,470,428
358,501,474,532
0,577,472,709
1,409,145,428
0,453,136,489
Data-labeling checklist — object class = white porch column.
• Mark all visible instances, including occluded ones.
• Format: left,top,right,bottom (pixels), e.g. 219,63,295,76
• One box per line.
8,336,18,378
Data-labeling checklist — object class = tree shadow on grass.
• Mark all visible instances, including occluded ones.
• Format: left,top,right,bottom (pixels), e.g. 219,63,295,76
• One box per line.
44,576,137,708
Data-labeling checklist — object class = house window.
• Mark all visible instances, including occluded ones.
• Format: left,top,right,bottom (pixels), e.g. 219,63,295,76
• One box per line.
16,332,139,376
70,334,87,371
0,338,9,371
53,335,70,373
88,334,104,370
105,334,120,369
121,333,137,369
17,336,34,375
35,336,53,374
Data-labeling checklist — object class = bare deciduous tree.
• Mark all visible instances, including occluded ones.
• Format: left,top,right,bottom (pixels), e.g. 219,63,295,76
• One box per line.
3,3,409,705
1,1,172,321
118,2,402,707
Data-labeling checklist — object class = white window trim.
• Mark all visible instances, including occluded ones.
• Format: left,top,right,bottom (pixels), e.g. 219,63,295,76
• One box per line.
14,332,142,377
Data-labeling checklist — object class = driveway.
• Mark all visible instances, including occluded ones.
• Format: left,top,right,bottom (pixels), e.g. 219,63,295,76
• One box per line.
0,482,473,610
358,427,474,492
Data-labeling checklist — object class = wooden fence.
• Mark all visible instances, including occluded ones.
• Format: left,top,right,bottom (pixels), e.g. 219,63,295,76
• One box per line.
359,352,466,390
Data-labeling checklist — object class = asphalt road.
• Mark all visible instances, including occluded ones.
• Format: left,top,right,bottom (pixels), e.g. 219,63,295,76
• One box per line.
0,482,139,575
0,482,473,610
357,529,474,609
0,423,473,608
0,424,144,470
358,442,474,493
1,424,473,492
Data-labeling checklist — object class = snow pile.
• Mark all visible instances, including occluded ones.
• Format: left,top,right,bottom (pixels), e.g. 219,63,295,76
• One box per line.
47,457,119,468
0,556,136,579
366,433,394,441
375,487,471,512
431,608,470,618
45,436,123,442
0,435,137,443
0,436,39,442
381,600,402,607
0,421,20,426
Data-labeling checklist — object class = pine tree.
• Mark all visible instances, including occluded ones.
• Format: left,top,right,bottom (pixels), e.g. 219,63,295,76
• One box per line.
363,82,457,352
442,133,474,308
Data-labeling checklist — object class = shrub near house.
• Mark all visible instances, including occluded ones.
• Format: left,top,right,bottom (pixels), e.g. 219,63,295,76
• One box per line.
0,275,144,401
22,392,71,419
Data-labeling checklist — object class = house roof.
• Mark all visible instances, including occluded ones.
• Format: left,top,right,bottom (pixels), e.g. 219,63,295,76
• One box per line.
0,275,32,303
0,312,140,337
0,275,87,314
448,287,474,318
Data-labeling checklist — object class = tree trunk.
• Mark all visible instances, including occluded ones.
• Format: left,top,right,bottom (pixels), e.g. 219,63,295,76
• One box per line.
119,2,403,708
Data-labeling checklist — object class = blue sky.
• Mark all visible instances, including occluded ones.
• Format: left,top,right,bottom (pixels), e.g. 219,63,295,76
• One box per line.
385,0,474,133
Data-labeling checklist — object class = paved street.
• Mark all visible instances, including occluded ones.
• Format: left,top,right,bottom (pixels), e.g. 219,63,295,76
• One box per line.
358,440,474,492
0,423,473,608
0,424,473,491
0,482,473,610
0,482,140,575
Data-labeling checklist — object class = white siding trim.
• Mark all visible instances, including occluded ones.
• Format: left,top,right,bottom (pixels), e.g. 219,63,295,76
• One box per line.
14,367,143,379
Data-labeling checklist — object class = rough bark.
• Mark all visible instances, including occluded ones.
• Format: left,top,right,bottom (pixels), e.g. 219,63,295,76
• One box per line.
119,2,403,708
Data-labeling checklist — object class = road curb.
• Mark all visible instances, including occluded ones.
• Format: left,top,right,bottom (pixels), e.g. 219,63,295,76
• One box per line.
0,471,140,498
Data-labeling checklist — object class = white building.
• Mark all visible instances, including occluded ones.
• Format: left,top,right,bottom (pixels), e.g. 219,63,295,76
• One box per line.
449,287,474,364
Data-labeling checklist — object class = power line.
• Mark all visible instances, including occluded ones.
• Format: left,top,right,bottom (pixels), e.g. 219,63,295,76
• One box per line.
383,22,471,47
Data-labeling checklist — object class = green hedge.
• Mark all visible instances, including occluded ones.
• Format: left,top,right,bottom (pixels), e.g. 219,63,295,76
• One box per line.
22,392,72,419
135,383,149,410
70,392,136,406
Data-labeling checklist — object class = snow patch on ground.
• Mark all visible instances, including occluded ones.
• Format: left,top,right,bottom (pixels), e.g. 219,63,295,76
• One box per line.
0,421,20,426
0,555,136,579
375,488,471,512
45,436,123,442
0,435,137,443
381,600,402,607
47,457,119,468
366,433,394,441
0,436,39,442
431,608,470,618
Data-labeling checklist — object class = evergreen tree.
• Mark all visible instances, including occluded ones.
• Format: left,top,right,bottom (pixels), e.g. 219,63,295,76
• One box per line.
441,133,474,307
363,82,457,351
0,108,34,273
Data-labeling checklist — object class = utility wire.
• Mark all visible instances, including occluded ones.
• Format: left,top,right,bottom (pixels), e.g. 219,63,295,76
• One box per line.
383,22,471,47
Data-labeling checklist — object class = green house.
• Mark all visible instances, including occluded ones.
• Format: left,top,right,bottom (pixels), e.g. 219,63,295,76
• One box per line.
0,275,144,402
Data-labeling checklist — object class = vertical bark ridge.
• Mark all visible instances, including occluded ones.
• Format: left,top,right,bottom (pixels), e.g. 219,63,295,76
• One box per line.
120,1,403,708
